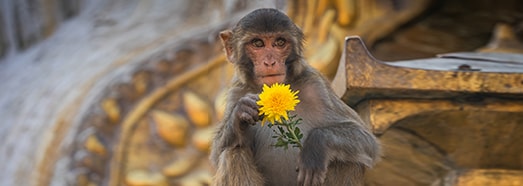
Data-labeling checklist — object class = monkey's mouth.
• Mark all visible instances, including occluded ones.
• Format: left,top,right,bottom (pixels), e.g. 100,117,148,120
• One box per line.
260,74,285,80
261,74,285,78
259,74,286,84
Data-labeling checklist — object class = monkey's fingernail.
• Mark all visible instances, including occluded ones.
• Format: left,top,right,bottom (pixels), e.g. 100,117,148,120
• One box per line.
296,166,299,172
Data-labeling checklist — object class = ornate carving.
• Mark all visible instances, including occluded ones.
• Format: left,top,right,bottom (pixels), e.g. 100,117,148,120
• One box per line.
70,34,231,185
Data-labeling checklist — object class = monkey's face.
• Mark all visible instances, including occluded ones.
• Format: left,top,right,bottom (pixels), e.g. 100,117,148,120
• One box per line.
245,33,292,86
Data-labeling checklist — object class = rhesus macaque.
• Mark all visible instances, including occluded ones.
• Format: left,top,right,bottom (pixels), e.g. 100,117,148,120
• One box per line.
211,8,380,186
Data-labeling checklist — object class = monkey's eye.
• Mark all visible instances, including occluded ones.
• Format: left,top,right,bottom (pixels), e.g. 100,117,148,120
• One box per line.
251,39,264,48
275,38,286,47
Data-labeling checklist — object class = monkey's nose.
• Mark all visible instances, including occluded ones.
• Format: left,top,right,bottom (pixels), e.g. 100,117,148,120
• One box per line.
264,60,276,66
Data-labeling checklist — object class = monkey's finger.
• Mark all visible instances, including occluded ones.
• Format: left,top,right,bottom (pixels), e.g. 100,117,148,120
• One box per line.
297,169,305,186
297,168,311,186
239,112,255,124
238,96,259,110
303,169,313,186
246,93,260,101
235,105,259,127
241,105,259,121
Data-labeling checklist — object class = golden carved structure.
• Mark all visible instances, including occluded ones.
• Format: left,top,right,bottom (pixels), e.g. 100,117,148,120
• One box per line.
337,37,523,185
0,0,522,185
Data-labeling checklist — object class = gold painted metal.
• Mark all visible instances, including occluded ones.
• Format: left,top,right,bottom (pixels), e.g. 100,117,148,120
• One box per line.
333,36,523,107
358,99,523,134
335,36,523,186
183,91,212,128
150,110,189,147
84,134,107,156
453,169,523,186
101,98,121,124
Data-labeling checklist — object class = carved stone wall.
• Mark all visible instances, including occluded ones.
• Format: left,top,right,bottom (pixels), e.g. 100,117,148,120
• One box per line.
0,0,522,186
0,1,279,185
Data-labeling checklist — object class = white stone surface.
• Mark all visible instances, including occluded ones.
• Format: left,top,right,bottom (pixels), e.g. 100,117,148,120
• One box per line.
0,0,284,185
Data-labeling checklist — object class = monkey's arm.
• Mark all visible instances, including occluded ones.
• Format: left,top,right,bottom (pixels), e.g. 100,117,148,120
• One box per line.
210,93,265,185
297,122,380,186
210,93,259,165
304,123,380,167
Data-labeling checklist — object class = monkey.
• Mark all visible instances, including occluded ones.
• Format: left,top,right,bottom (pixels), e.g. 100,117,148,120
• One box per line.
210,8,380,186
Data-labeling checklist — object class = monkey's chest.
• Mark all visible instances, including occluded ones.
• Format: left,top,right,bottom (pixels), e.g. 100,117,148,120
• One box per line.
252,125,303,185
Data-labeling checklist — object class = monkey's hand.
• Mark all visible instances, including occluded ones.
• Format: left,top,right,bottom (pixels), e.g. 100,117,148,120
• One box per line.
297,132,328,186
233,93,260,130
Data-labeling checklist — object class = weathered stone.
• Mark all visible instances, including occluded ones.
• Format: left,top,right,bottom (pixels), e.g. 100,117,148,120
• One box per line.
133,71,151,96
183,91,211,128
3,1,523,186
125,169,167,186
214,89,227,121
365,128,452,185
101,98,120,124
307,35,339,78
452,169,523,186
150,110,189,147
477,23,523,54
339,35,523,186
162,154,199,177
333,37,523,107
177,170,212,186
192,126,215,153
334,0,355,26
84,134,107,157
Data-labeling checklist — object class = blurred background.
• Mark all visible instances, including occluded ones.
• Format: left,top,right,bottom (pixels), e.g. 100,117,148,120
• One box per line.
0,0,522,185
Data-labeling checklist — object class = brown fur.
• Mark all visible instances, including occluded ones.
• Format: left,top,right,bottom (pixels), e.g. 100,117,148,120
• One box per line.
211,8,380,186
213,147,265,186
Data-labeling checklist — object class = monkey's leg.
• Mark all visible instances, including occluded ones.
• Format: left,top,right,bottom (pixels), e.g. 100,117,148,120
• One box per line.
323,161,365,186
212,147,265,186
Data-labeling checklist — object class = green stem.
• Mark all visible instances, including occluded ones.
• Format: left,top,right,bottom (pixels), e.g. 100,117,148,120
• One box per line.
284,123,303,150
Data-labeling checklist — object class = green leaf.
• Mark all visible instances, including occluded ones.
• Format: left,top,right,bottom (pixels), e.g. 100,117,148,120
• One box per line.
274,138,288,149
285,132,293,139
278,126,285,134
264,112,304,150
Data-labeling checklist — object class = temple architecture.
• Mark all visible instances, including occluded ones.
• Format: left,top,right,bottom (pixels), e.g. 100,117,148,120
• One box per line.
0,0,522,185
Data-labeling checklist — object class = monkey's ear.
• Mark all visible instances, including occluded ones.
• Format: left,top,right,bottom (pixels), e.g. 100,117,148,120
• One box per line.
219,30,234,63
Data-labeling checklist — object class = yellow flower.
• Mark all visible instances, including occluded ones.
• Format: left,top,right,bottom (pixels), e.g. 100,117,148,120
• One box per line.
257,83,300,125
